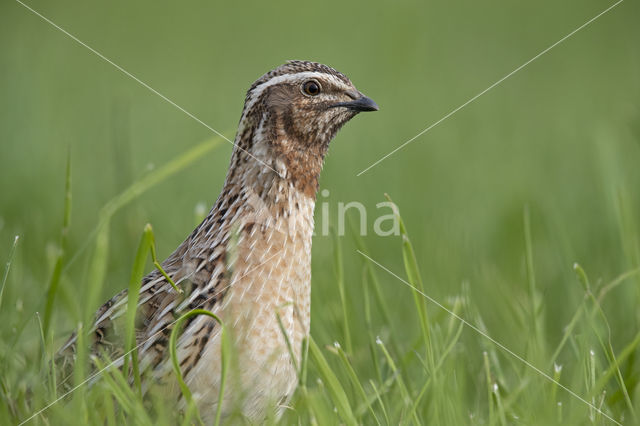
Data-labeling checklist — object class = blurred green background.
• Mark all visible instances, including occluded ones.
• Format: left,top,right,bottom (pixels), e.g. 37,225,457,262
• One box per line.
1,0,639,424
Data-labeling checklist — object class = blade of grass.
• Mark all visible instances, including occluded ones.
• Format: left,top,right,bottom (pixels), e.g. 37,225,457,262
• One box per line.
43,152,72,338
148,231,181,294
275,303,310,404
549,266,639,368
350,219,396,348
385,195,435,369
523,206,545,360
375,336,419,425
369,379,390,425
614,188,640,309
385,194,438,421
575,263,636,418
406,305,465,423
493,383,507,426
549,297,587,368
91,357,153,426
35,312,58,401
587,349,596,421
102,386,116,426
72,322,87,421
308,337,357,426
331,227,352,354
590,330,640,399
483,352,495,425
122,224,154,394
0,235,20,312
550,364,563,408
275,304,299,375
34,312,46,370
361,266,384,385
328,341,381,424
84,221,111,329
170,309,228,426
300,335,309,390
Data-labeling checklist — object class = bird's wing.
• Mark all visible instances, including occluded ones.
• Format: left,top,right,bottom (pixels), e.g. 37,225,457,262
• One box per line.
135,245,230,372
55,239,230,387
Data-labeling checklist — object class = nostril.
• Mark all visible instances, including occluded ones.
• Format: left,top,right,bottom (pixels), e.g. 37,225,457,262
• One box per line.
345,90,359,100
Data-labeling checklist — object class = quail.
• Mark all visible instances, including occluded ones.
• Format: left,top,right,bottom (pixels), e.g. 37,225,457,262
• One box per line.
58,60,378,422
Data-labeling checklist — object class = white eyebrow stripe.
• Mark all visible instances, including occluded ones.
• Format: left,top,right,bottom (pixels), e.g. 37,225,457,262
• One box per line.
243,71,351,114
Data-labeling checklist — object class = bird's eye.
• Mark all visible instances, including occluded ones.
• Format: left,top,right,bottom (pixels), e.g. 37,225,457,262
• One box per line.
302,80,321,96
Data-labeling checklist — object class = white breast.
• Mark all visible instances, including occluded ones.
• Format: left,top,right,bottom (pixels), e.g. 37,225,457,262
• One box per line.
182,186,315,422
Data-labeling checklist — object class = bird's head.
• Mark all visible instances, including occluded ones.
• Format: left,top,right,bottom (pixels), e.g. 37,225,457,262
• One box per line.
228,61,377,197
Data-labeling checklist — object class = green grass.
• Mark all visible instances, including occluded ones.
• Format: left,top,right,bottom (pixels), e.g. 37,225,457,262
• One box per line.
4,164,639,424
1,0,640,424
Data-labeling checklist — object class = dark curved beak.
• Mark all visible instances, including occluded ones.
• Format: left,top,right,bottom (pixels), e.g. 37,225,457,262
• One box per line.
331,95,379,112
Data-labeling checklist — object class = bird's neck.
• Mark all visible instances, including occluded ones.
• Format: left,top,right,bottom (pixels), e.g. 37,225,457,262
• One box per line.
225,111,329,200
220,166,316,231
215,146,318,243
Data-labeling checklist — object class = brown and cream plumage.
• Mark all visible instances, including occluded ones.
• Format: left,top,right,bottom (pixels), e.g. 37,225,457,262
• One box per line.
58,60,378,422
